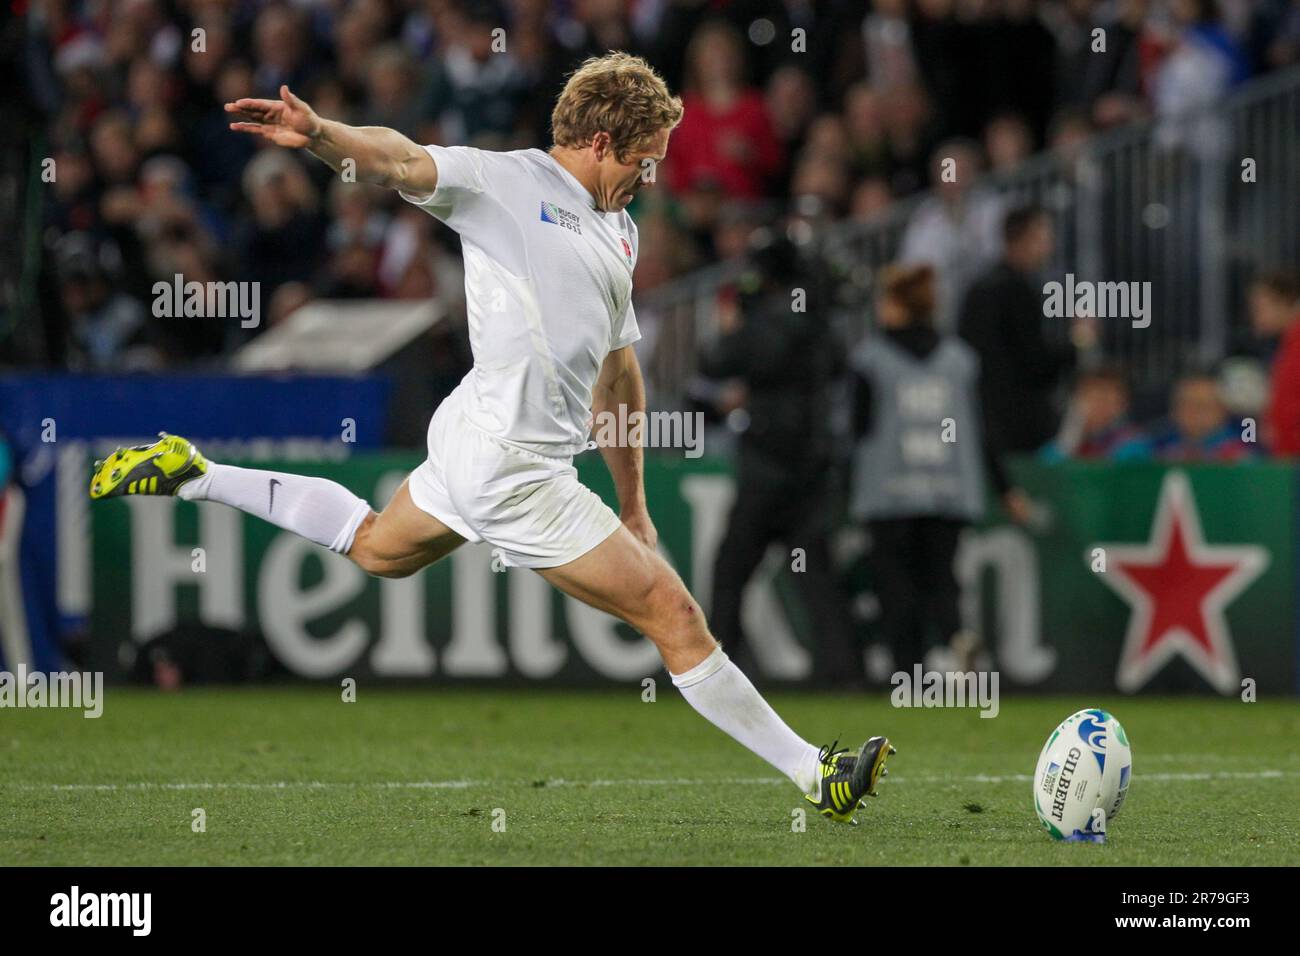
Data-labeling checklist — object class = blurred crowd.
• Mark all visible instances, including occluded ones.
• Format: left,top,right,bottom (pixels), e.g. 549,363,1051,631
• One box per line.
701,210,1298,681
1037,269,1300,462
964,214,1300,465
19,0,1300,371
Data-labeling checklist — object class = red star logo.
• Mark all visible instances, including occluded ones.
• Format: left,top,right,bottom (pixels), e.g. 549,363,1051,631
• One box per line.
1090,471,1267,694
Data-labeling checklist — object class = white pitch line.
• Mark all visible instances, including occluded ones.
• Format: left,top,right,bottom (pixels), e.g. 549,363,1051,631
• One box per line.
2,770,1295,793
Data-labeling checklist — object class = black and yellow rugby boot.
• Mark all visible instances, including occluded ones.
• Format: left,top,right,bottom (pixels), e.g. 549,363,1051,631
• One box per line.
89,433,208,500
805,736,896,825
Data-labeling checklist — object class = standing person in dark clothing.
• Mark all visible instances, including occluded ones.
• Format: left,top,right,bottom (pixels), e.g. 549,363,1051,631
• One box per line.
701,227,860,687
958,204,1095,455
851,264,1031,672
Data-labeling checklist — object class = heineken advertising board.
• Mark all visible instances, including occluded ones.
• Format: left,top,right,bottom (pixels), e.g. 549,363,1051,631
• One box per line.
89,454,1297,694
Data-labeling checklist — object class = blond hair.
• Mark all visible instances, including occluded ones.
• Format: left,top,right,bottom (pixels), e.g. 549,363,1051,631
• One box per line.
879,263,937,327
551,53,684,163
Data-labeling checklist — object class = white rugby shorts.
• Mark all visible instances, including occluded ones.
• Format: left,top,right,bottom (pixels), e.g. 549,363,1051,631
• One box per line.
407,393,621,568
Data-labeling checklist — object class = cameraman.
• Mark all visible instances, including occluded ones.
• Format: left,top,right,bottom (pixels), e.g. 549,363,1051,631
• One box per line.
700,226,859,687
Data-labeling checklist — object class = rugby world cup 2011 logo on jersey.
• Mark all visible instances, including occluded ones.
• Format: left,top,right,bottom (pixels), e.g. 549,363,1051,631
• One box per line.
540,200,582,234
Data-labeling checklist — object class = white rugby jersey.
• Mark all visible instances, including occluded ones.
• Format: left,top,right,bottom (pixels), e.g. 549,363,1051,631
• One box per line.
400,144,641,457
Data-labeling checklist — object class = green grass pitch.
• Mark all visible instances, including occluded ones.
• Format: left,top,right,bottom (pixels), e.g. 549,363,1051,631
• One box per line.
1,687,1296,866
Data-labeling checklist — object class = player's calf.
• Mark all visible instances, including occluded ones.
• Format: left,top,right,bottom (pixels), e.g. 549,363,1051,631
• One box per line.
541,526,713,673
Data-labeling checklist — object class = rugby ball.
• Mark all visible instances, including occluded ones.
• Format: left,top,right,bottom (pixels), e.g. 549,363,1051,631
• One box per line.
1032,708,1132,842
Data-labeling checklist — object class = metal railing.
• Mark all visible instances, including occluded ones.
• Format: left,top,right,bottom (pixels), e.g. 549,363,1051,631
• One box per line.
637,65,1300,409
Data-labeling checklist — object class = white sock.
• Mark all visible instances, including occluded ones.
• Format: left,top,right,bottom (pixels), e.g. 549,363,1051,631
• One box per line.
671,646,822,795
178,463,371,554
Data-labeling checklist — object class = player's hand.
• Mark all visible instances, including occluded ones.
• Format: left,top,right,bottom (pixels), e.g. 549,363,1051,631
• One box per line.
621,509,658,550
225,85,321,148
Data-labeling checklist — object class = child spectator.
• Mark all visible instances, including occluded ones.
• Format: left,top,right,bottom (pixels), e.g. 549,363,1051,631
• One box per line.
1131,372,1255,461
1041,366,1147,461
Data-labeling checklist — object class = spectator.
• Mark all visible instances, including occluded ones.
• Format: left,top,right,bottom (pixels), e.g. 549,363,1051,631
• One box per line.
1247,268,1300,358
1078,0,1154,105
910,0,965,135
1130,372,1255,461
983,112,1034,174
789,149,851,221
764,64,817,154
843,83,893,182
236,151,327,298
1153,0,1250,154
665,20,783,202
899,139,1004,331
985,0,1060,143
958,204,1091,455
1252,271,1300,453
54,233,158,372
424,2,529,146
1047,105,1095,165
860,0,921,91
89,110,140,188
850,176,895,224
1047,0,1106,107
1261,0,1300,68
364,45,426,136
763,65,818,197
879,82,935,196
188,59,259,208
1041,366,1148,461
252,4,317,98
323,179,390,299
335,4,390,99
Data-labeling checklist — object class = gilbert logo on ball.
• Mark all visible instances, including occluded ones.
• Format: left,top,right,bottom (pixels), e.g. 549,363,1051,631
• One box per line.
1033,709,1132,843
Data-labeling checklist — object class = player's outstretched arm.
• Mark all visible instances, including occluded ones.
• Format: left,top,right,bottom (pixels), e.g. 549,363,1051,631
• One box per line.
225,85,437,195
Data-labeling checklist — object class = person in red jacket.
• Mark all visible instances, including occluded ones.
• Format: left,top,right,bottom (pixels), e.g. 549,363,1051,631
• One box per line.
1252,271,1300,455
666,20,784,202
